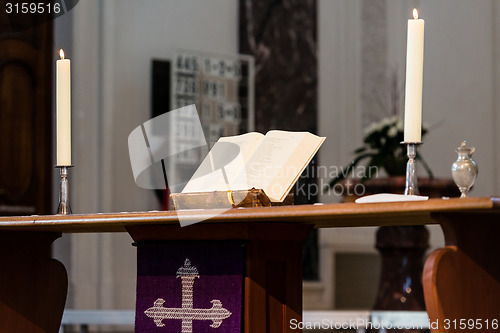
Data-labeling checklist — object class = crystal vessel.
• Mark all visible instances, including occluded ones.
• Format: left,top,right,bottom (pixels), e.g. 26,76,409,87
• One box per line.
451,141,478,198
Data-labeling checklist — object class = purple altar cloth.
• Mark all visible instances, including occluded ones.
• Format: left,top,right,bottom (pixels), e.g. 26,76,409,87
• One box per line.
135,241,244,332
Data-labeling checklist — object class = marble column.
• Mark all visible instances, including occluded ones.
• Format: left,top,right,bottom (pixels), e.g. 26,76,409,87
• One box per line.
239,0,319,279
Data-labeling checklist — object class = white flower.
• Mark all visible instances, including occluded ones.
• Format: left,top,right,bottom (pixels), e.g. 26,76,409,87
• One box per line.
396,120,404,131
387,126,398,138
364,122,378,135
379,117,392,129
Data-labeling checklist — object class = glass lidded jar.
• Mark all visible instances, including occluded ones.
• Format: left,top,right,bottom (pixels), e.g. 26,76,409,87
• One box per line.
451,141,478,198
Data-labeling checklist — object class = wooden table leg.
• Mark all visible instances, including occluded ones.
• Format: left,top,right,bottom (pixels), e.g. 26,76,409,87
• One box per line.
244,229,308,333
423,213,500,333
0,232,68,333
127,223,312,333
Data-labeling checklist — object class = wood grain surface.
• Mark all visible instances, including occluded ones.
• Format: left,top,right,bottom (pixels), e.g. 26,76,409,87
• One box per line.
0,197,498,232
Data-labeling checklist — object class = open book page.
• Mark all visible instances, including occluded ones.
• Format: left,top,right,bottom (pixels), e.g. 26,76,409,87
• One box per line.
181,132,264,193
217,132,265,164
231,130,325,202
265,131,325,201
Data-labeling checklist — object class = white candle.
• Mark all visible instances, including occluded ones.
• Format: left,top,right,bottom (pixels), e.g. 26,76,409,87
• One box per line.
404,9,425,142
56,49,71,166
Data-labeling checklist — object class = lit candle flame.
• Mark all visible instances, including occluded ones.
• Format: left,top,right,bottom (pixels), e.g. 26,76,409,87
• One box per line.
59,49,65,60
413,8,419,19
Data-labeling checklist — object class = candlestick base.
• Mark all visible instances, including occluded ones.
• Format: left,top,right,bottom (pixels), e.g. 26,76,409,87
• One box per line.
56,165,73,215
401,142,422,196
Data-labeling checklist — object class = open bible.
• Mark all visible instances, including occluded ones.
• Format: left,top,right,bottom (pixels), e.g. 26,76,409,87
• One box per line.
181,130,325,203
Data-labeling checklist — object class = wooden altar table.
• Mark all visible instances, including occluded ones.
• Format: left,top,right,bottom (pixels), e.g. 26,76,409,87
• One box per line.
0,197,498,333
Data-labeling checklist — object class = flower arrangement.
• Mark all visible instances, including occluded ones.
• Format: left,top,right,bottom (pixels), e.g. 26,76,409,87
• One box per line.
325,116,434,190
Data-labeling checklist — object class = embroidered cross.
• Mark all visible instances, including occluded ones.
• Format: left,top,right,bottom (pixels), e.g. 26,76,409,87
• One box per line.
144,258,232,332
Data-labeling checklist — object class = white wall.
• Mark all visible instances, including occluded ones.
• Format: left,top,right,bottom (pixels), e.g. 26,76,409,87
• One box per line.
419,0,496,197
72,0,239,217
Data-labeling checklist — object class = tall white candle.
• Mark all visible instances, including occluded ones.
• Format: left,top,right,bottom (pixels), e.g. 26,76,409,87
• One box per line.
57,49,71,166
404,9,425,142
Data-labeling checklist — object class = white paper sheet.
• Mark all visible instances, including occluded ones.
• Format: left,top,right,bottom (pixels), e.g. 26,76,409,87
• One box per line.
355,193,429,203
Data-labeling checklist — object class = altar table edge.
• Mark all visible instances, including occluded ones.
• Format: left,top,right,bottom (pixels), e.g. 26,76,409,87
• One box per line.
0,197,497,233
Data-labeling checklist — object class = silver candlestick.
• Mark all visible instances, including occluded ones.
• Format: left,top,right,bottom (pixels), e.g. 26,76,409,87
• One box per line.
401,142,422,195
57,166,72,214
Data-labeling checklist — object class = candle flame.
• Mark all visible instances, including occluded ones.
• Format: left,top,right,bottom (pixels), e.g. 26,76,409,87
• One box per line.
59,49,65,60
413,8,419,19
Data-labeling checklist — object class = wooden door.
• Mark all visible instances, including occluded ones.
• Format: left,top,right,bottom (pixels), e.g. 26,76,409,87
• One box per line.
0,6,53,215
